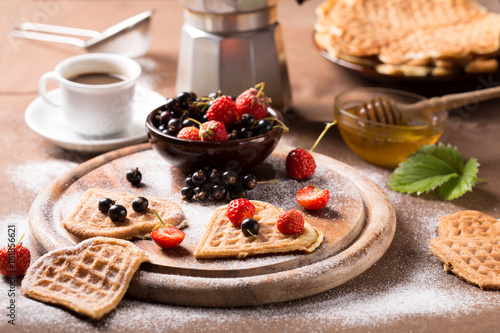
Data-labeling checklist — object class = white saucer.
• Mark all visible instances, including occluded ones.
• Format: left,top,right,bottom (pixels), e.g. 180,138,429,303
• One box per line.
25,86,166,153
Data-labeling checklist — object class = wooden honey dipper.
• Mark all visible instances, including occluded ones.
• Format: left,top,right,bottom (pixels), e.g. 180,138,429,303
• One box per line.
357,85,500,125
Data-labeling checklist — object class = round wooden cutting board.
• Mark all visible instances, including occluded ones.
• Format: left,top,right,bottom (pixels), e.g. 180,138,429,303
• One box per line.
29,143,396,307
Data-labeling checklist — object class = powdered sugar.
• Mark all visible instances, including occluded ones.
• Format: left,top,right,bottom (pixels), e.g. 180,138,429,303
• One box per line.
7,152,500,331
6,159,77,195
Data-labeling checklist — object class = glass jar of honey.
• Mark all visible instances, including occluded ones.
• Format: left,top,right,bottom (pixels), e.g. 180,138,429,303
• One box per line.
334,87,448,169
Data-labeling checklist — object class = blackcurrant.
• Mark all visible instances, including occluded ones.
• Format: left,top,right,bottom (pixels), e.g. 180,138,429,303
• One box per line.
242,174,257,190
240,113,255,127
229,185,247,200
194,187,208,201
165,98,180,113
98,198,115,214
132,197,149,213
253,119,273,136
182,118,196,128
208,169,220,183
126,168,142,186
210,184,227,201
241,218,259,237
181,186,194,200
177,91,194,106
192,170,206,186
167,118,182,134
222,170,238,185
108,204,127,222
160,110,173,126
185,176,195,187
238,127,253,139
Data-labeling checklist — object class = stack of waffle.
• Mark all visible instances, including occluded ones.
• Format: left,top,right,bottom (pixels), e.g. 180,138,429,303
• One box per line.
429,210,500,289
315,0,500,77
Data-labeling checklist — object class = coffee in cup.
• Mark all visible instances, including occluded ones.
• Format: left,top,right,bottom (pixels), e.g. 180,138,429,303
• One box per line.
38,53,142,137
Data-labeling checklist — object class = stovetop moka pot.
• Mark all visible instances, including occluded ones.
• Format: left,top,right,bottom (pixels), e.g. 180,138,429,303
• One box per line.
176,0,291,111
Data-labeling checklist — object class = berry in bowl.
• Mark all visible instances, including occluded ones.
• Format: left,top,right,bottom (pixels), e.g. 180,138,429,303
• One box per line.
146,83,288,174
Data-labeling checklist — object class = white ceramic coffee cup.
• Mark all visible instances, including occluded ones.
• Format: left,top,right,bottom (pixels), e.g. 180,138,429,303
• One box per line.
38,53,142,137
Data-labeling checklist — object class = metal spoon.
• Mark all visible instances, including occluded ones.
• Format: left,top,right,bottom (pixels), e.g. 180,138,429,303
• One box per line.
357,85,500,125
10,10,154,58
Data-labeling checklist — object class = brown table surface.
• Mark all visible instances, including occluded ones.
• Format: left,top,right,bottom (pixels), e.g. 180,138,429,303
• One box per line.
2,0,500,332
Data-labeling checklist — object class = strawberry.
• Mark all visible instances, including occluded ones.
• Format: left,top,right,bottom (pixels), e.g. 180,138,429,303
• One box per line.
276,210,305,235
206,95,237,126
286,148,316,180
199,120,229,141
151,226,185,249
285,122,337,179
0,239,30,277
227,198,256,227
296,185,330,210
235,82,272,121
177,126,201,140
151,211,185,249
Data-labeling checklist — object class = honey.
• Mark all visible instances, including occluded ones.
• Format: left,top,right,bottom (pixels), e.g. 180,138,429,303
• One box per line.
337,116,443,168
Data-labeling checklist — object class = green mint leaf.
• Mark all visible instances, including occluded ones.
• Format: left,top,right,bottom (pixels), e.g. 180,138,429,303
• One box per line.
388,143,481,200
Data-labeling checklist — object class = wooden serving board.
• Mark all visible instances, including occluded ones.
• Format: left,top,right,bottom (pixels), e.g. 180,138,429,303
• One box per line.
29,144,396,307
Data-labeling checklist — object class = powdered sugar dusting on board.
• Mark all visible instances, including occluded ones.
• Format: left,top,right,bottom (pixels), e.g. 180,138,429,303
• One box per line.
21,150,500,330
6,159,77,195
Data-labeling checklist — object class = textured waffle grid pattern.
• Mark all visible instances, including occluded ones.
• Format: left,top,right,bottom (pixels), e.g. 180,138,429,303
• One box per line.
22,237,148,319
62,188,188,240
194,201,323,259
438,210,500,238
314,0,500,75
430,237,500,289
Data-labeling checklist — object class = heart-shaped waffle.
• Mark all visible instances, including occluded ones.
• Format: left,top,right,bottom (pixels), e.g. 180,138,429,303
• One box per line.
438,210,500,238
62,188,188,240
429,237,500,290
21,237,148,319
194,200,324,259
430,210,500,289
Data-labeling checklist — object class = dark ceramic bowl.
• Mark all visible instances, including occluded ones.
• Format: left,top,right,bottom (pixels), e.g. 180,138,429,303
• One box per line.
146,106,285,174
